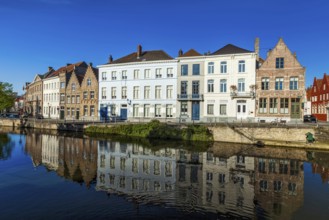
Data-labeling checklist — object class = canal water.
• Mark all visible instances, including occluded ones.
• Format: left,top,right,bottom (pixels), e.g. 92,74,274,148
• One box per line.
0,130,329,220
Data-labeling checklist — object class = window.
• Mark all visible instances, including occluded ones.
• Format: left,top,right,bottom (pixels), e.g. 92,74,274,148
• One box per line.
90,91,95,99
60,93,65,103
276,57,284,69
259,98,267,113
155,68,162,78
144,104,150,117
102,72,107,80
144,86,150,99
269,159,276,173
76,95,80,104
270,98,278,113
181,102,187,115
288,183,297,195
166,85,173,99
133,86,139,99
155,86,161,99
220,79,227,93
192,64,200,75
133,104,139,117
111,87,116,99
207,104,214,115
71,83,76,91
280,98,289,114
87,78,91,86
279,160,288,174
144,69,150,78
220,104,227,115
90,105,95,116
122,70,127,80
181,81,188,96
208,62,214,74
71,96,75,104
122,86,127,99
67,108,70,116
290,77,298,90
208,80,214,93
258,158,266,173
238,60,245,72
260,180,268,192
102,87,106,99
155,104,161,117
238,78,245,92
220,61,227,74
274,77,284,90
167,68,173,77
166,104,173,117
60,82,65,89
192,81,199,95
67,95,70,104
261,78,269,90
111,71,116,80
133,70,139,79
83,91,87,99
181,65,188,76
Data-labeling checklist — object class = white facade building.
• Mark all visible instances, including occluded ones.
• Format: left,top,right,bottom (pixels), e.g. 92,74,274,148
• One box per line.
43,75,60,119
98,45,178,122
203,44,257,122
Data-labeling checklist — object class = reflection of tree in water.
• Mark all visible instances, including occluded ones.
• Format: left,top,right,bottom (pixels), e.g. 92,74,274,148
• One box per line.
0,133,14,160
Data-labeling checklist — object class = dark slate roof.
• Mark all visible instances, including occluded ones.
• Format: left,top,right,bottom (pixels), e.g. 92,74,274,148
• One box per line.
211,44,252,55
179,49,202,57
110,50,173,64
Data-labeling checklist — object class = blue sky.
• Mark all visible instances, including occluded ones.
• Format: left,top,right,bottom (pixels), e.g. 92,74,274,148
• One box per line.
1,0,329,94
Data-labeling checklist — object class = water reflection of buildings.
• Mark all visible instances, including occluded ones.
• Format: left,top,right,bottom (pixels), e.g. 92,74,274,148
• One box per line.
96,140,176,198
96,141,308,218
25,132,98,187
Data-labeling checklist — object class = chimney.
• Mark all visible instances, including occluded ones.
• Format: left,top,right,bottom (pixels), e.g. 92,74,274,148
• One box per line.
109,55,113,63
48,66,53,71
254,37,259,61
137,44,142,58
89,62,93,67
178,49,183,57
66,63,71,66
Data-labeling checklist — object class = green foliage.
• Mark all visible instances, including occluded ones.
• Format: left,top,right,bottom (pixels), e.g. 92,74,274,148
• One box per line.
0,82,15,111
0,133,14,160
85,121,213,142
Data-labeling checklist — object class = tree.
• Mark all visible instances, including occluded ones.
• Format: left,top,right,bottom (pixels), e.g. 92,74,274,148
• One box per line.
0,82,15,112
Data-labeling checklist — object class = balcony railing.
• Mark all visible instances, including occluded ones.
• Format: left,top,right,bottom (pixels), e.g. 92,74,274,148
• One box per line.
177,94,204,101
230,91,255,99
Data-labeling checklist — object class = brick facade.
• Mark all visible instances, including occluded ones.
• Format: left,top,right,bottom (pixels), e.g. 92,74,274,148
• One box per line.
256,38,306,121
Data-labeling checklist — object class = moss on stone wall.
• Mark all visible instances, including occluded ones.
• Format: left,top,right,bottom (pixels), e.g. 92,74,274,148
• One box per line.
85,120,213,142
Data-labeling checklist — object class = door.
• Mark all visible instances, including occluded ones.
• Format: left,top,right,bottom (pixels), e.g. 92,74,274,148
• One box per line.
192,101,200,120
291,98,301,119
76,110,80,120
100,106,108,122
237,100,247,119
60,107,64,120
120,108,127,120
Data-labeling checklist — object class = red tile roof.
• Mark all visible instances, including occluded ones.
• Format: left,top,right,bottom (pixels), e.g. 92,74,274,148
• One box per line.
179,49,202,57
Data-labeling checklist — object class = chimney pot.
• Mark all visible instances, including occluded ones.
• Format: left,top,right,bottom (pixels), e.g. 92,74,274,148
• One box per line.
137,45,142,58
178,49,183,57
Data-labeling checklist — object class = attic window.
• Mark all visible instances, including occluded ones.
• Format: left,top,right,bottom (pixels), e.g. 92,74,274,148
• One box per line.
324,84,326,90
87,78,91,86
71,83,76,91
276,58,284,69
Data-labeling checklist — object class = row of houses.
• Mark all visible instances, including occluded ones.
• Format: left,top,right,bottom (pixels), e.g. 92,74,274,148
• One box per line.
23,38,306,122
310,74,329,121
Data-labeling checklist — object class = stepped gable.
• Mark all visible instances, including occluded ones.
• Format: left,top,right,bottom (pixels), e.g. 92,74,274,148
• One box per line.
211,44,252,55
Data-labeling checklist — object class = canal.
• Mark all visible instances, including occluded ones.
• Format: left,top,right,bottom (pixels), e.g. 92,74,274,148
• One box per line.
0,130,329,219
